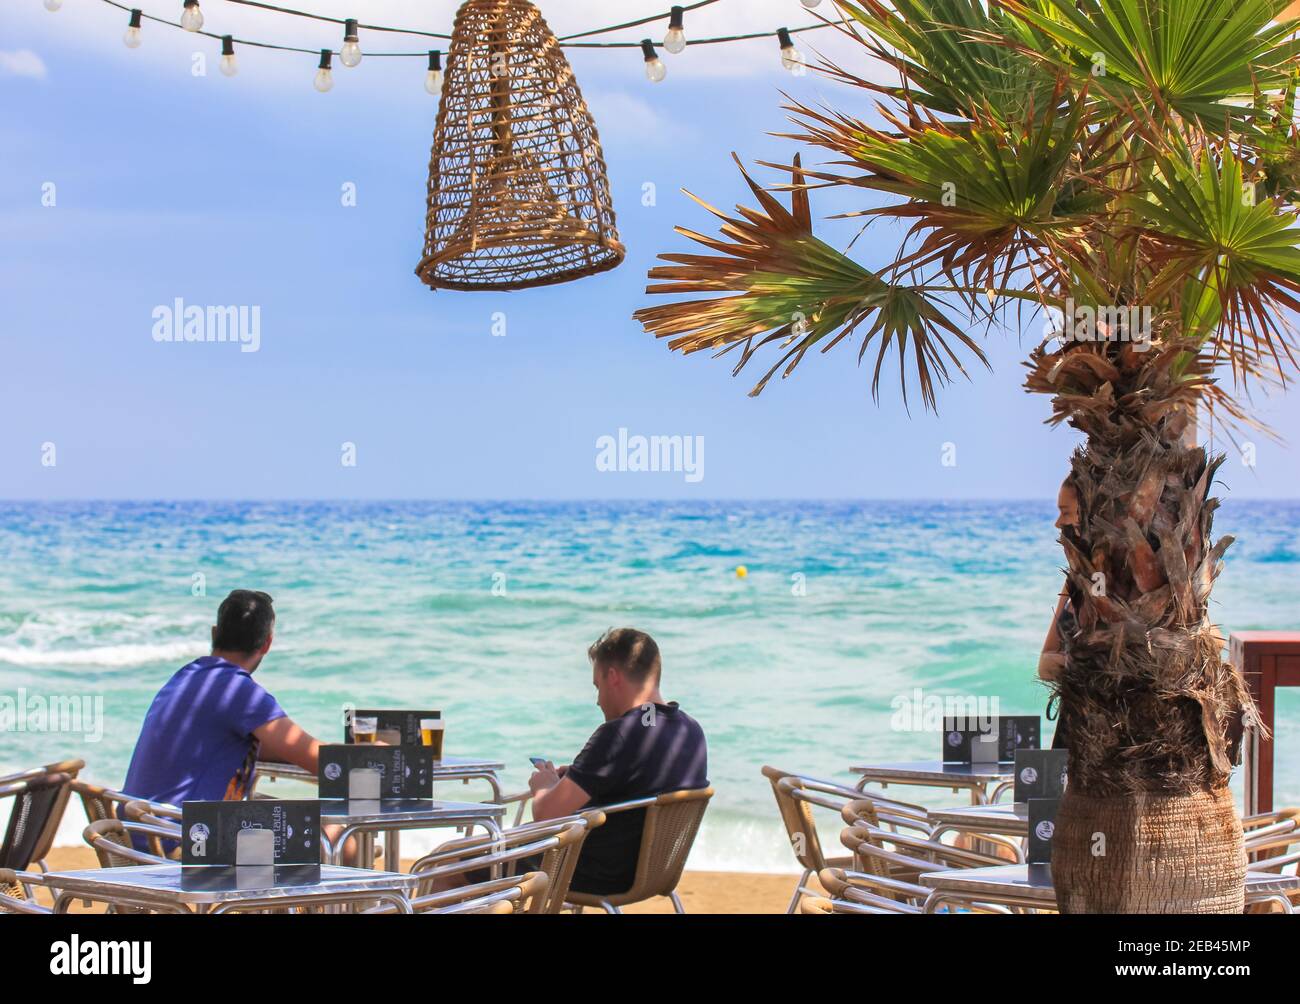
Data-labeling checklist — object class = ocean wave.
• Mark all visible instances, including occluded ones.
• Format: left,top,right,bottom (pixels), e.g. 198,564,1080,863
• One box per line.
0,641,198,668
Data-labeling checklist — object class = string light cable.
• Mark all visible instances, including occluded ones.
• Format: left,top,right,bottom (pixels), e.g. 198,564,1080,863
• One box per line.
74,0,847,88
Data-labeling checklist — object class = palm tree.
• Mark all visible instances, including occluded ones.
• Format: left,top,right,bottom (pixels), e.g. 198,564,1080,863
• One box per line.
634,0,1300,912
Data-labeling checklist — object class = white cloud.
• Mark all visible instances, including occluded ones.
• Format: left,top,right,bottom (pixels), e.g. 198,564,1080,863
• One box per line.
585,89,689,145
0,49,48,79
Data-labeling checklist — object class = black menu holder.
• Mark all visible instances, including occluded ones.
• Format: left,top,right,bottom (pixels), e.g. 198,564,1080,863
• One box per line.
317,744,433,800
1027,797,1060,863
345,708,441,746
180,799,320,866
1013,748,1068,802
941,715,1041,763
999,716,1041,761
942,715,996,762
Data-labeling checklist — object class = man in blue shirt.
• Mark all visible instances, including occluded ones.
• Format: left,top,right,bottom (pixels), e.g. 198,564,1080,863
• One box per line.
124,590,323,811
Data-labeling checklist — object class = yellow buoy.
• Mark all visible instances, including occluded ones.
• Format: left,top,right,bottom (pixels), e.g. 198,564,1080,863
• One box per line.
735,565,748,579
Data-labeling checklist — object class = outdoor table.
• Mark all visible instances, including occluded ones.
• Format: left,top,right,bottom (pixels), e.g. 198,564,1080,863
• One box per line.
851,761,1016,805
919,864,1300,913
319,798,506,869
252,755,509,802
929,802,1029,844
46,864,418,914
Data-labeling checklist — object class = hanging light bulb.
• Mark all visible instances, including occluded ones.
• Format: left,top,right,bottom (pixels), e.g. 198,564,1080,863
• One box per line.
314,49,334,92
340,18,362,67
123,9,143,48
641,39,666,83
800,0,823,7
777,28,804,73
663,6,686,55
425,50,443,95
180,0,203,32
219,35,238,76
43,0,62,11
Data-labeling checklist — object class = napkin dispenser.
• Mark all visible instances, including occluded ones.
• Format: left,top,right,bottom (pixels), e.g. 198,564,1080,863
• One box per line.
348,767,382,800
235,827,275,866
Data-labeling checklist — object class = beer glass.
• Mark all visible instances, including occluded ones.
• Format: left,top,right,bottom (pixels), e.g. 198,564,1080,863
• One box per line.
420,718,445,759
353,716,378,744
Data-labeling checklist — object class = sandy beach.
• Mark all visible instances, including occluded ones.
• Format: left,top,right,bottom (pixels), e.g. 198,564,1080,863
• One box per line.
37,846,799,914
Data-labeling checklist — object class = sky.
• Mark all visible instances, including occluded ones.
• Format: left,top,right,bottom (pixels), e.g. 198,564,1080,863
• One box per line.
2,0,1299,500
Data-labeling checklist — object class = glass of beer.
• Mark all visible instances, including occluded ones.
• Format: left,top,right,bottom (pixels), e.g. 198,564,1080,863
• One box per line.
420,718,444,760
353,716,378,744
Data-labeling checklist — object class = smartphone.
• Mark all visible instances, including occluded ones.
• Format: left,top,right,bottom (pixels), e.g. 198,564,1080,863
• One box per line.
528,757,549,769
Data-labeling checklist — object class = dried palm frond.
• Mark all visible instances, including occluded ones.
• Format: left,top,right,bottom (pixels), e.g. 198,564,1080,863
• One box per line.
632,156,990,409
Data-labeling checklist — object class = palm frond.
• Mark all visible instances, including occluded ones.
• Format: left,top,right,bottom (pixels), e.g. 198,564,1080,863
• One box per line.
1127,137,1300,378
781,83,1106,293
632,156,991,409
828,0,1061,122
998,0,1300,130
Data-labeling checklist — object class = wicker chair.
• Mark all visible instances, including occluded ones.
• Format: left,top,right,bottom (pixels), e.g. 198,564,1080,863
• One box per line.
565,786,712,914
0,867,53,914
120,800,183,858
1241,820,1300,911
1243,810,1299,854
70,779,140,825
819,865,927,913
121,799,181,823
1244,807,1300,830
403,872,550,915
0,758,84,787
82,818,174,869
1,770,77,877
818,863,1012,915
762,766,932,913
410,812,602,914
840,821,1018,890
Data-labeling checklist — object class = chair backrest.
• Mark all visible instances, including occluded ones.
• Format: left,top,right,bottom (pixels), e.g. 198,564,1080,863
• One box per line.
120,801,182,859
0,772,75,870
0,760,85,868
415,872,550,914
410,813,601,914
840,795,932,832
530,810,605,914
761,767,829,871
82,818,173,869
841,821,1006,878
1241,826,1300,872
0,759,84,787
121,799,181,824
820,863,927,912
622,786,712,900
761,768,930,874
71,779,136,825
800,889,907,914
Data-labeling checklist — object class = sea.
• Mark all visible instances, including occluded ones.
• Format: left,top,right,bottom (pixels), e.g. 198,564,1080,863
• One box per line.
1,500,1297,872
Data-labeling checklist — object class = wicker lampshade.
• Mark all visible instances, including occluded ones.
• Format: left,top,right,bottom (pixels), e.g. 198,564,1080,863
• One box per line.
415,0,625,292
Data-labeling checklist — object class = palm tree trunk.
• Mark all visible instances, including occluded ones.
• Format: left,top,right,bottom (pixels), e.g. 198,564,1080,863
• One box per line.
1027,341,1257,913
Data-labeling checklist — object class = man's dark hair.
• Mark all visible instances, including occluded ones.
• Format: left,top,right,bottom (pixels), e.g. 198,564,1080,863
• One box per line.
213,589,276,653
588,628,661,684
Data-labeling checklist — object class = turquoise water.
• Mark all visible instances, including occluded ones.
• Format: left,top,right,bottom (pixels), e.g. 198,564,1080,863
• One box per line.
1,500,1297,871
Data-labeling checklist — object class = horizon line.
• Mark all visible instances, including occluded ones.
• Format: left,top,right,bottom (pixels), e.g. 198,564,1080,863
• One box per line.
1,496,1298,505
